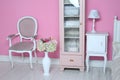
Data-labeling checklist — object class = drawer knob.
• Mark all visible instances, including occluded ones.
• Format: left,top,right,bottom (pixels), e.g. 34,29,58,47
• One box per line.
80,23,82,25
70,59,74,62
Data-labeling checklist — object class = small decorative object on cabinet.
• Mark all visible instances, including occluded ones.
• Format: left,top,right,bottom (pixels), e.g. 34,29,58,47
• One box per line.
37,38,57,76
86,32,109,73
59,0,85,71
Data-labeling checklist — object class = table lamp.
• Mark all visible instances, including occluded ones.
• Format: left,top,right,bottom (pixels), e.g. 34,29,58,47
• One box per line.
88,10,100,33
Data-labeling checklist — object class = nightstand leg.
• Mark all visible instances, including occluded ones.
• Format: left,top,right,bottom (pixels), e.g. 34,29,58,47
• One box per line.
103,55,107,73
86,55,89,72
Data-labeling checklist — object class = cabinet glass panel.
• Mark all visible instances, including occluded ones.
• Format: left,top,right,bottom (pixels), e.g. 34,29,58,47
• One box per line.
64,38,80,52
64,0,80,52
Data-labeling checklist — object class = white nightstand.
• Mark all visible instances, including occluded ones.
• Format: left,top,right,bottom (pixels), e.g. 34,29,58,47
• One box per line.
86,32,109,73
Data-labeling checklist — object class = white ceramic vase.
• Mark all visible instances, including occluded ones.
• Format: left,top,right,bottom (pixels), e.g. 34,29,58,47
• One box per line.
42,52,51,76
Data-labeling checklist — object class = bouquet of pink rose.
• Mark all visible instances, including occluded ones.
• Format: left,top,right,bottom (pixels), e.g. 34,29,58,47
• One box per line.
37,37,57,52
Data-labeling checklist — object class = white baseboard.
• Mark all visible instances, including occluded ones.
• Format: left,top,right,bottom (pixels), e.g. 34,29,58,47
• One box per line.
0,55,111,67
0,55,9,61
89,60,111,68
0,55,59,64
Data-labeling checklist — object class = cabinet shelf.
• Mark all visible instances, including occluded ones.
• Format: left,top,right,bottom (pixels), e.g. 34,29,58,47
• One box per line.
64,2,73,6
64,16,79,18
64,27,79,28
65,37,80,39
64,33,79,38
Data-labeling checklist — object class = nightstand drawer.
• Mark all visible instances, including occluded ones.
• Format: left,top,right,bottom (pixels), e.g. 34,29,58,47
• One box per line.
60,55,82,66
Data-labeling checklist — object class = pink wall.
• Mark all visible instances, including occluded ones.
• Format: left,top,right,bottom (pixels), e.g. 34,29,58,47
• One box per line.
0,0,120,60
0,0,59,58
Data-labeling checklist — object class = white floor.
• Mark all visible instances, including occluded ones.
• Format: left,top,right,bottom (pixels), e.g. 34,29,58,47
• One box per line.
0,61,111,80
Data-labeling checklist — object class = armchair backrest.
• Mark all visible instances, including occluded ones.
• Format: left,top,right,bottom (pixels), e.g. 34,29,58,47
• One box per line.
17,16,37,40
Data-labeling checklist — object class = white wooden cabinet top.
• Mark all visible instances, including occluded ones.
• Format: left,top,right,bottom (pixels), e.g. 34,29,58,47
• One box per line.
86,32,109,36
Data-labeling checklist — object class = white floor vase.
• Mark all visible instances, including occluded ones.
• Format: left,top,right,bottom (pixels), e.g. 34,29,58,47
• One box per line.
42,52,51,76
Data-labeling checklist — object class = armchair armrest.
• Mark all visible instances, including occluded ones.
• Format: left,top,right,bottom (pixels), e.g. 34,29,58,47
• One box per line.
31,35,37,42
31,35,37,39
7,33,19,40
7,33,19,47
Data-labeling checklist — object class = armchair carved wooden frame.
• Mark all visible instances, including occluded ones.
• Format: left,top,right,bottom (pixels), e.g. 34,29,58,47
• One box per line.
7,16,38,69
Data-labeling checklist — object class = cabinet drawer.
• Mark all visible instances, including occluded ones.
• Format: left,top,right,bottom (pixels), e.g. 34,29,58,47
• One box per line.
60,55,82,66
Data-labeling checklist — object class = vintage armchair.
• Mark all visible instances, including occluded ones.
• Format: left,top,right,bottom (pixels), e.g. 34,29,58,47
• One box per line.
7,16,38,69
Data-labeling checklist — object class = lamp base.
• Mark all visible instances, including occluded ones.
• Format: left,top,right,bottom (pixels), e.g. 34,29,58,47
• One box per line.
91,19,96,33
91,29,96,33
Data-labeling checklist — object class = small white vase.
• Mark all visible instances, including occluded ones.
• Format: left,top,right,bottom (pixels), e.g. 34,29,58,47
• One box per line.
42,52,51,76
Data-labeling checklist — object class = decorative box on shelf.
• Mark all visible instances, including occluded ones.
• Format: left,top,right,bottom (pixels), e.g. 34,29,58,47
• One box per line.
64,20,80,27
64,6,79,16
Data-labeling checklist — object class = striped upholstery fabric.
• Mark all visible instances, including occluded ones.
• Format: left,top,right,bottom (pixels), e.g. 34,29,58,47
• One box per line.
9,42,34,51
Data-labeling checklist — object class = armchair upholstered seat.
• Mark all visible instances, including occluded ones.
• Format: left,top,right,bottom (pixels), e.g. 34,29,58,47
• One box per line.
7,16,38,69
9,42,34,51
